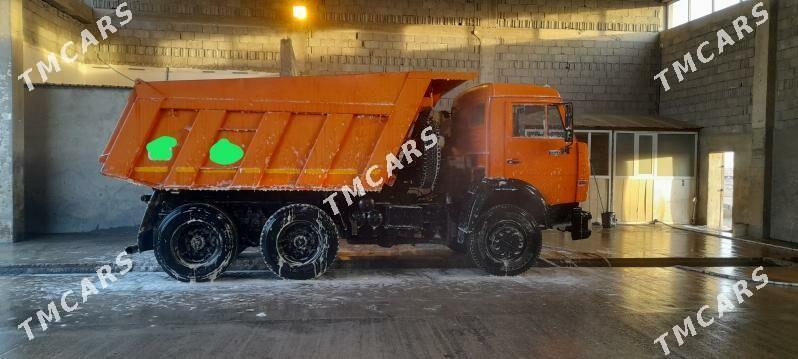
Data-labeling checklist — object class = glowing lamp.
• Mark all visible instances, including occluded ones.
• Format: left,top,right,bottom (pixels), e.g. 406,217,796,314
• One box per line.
292,5,308,20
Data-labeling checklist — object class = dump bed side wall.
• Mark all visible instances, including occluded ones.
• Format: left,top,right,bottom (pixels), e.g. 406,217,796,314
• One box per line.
100,72,475,191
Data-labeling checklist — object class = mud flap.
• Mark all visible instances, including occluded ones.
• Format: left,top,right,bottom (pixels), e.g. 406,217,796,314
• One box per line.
137,191,164,252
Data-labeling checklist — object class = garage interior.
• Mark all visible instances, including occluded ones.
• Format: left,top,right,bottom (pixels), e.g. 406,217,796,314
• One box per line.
1,0,798,358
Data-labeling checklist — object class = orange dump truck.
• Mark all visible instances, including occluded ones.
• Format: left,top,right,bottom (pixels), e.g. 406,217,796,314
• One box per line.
101,71,592,281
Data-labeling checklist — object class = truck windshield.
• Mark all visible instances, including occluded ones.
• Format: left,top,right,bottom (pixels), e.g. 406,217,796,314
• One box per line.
512,104,566,139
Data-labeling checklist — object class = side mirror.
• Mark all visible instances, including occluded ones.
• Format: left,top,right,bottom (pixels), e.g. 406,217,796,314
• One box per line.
564,103,574,143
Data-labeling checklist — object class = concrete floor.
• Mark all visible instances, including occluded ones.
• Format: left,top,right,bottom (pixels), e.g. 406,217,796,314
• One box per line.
1,267,797,358
1,225,797,358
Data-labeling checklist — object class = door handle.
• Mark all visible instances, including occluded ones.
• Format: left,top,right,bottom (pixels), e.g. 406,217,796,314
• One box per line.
506,159,521,165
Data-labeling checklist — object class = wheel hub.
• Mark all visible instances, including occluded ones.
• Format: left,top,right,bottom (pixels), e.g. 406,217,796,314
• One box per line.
190,235,206,251
293,235,309,249
487,223,526,261
173,222,220,265
277,221,323,265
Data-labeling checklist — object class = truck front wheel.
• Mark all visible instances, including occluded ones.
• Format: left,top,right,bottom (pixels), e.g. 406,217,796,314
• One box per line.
154,204,239,282
468,204,542,276
260,204,339,280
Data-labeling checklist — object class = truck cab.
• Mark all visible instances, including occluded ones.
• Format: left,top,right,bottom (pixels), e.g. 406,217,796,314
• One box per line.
449,84,590,206
445,84,592,253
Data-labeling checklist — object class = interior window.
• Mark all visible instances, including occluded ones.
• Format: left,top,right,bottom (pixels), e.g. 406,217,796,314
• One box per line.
590,132,610,176
615,133,634,176
638,135,654,175
512,105,545,137
657,133,696,177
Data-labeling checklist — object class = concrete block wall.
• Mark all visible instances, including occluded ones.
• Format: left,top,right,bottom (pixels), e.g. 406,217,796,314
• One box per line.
660,4,756,135
657,3,758,230
771,0,798,242
23,0,95,66
24,87,150,233
23,0,84,53
74,0,662,114
659,0,797,243
494,34,659,114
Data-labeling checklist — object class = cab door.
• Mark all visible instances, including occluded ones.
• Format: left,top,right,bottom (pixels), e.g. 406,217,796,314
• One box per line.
500,100,578,204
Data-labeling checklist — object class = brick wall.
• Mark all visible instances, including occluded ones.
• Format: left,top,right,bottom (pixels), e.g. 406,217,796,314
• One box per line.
659,3,756,134
771,0,798,242
18,0,664,115
85,0,662,31
24,0,86,57
494,34,659,114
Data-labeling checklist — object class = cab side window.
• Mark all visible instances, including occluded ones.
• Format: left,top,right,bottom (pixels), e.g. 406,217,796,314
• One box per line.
512,104,566,139
512,105,545,137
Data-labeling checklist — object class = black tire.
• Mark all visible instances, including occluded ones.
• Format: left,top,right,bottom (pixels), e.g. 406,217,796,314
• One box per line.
418,111,442,191
154,203,239,282
468,204,542,276
260,204,339,280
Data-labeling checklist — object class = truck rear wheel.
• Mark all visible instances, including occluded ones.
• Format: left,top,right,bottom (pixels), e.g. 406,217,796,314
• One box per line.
468,204,542,276
154,204,239,282
260,204,339,280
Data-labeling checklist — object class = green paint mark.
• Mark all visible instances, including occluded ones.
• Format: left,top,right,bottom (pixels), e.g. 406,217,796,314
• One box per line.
146,136,178,161
209,138,244,165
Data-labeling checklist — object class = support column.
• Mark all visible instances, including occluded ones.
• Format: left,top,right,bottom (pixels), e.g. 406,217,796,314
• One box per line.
748,0,777,239
280,38,298,76
0,0,24,242
474,29,499,84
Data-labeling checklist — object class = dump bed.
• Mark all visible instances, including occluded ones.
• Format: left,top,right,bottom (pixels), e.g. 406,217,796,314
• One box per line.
100,71,476,191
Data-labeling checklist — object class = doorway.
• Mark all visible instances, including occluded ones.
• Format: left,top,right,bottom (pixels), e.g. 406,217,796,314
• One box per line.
707,152,734,231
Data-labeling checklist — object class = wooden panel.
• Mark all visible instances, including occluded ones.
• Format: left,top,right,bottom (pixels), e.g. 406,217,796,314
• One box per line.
612,177,654,224
162,110,227,187
653,178,695,224
707,153,724,229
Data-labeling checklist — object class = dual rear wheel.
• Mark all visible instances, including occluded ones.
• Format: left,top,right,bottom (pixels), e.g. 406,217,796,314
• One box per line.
154,204,239,282
154,203,338,282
